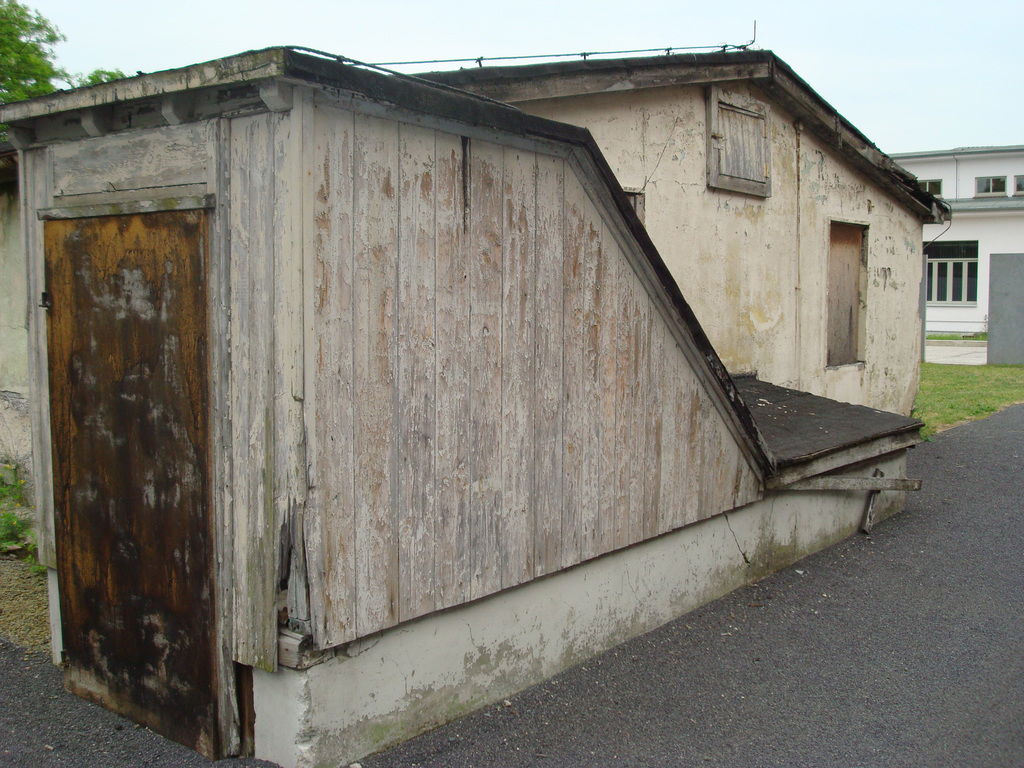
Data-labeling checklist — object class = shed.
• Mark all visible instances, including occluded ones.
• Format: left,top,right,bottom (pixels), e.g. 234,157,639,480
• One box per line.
0,48,922,767
422,52,949,415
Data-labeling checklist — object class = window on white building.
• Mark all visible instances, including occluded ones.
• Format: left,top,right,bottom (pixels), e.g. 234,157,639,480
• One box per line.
975,176,1007,196
1015,175,1024,196
925,241,978,305
917,179,942,197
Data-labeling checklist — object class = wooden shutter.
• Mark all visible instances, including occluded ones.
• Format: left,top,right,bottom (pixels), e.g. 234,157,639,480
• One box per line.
827,221,867,366
707,87,771,198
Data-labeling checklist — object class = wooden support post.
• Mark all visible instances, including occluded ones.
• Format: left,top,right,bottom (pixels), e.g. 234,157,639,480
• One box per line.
861,468,884,533
784,475,921,492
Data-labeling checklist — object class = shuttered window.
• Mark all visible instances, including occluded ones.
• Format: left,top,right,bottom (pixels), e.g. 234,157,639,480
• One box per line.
827,222,867,367
706,87,771,198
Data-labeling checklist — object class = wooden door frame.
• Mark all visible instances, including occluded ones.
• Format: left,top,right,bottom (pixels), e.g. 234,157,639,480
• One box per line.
42,207,224,755
31,186,242,757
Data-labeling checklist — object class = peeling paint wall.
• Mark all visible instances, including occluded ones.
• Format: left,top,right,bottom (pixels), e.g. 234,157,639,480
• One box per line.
0,179,32,483
252,451,908,768
520,85,923,414
298,96,762,652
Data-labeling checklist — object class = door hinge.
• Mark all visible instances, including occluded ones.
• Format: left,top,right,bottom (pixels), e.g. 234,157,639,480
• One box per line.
39,291,52,310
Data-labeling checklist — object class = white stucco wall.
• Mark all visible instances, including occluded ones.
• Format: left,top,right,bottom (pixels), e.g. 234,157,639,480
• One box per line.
897,151,1024,201
921,211,1022,332
896,149,1024,334
252,452,909,768
0,179,32,480
516,85,926,415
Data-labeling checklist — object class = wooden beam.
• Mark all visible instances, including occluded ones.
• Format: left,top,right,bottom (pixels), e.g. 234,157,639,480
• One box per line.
38,194,215,221
766,433,920,489
784,476,921,492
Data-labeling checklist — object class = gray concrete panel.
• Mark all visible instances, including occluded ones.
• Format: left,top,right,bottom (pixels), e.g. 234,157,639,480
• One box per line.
989,253,1024,364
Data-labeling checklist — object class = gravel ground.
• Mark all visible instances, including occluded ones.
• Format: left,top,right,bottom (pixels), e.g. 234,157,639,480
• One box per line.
1,405,1021,767
0,558,49,650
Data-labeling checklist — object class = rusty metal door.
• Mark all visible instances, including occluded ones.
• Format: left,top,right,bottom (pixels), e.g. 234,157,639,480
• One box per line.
45,210,222,757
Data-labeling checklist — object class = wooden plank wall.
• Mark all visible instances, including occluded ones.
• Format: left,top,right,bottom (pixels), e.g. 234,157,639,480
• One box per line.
228,112,281,670
302,101,762,649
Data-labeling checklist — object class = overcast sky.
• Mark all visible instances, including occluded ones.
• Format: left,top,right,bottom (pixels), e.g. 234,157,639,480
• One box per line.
26,0,1021,154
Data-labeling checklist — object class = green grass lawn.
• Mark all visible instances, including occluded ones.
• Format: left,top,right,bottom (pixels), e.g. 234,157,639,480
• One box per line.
914,362,1024,437
925,331,987,342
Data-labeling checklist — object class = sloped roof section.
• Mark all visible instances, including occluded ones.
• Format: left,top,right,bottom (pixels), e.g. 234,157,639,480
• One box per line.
734,376,922,468
420,50,949,224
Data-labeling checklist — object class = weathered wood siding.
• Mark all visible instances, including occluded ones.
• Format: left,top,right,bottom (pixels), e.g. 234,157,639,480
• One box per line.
227,112,282,670
302,102,762,649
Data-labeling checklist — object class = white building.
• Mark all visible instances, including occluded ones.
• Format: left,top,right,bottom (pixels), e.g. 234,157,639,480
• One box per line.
891,145,1024,334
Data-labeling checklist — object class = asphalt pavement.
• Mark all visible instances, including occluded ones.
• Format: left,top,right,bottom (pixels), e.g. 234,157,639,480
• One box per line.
365,404,1024,768
2,405,1022,768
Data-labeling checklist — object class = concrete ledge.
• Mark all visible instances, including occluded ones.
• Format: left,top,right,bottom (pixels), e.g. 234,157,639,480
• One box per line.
926,339,987,347
253,452,907,768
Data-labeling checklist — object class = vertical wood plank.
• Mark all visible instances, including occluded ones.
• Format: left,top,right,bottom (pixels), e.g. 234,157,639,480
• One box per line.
629,273,651,544
23,148,56,567
612,251,635,550
468,139,503,600
595,224,617,554
661,341,685,532
228,112,278,670
560,174,587,568
434,132,471,608
643,305,664,538
353,113,400,635
208,117,241,752
577,196,600,560
305,103,357,647
532,155,564,576
694,389,716,523
397,123,437,621
500,147,536,587
715,418,741,513
680,378,703,528
272,105,309,633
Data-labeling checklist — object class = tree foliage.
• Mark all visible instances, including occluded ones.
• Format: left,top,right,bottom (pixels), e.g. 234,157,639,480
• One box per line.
71,68,127,88
0,0,67,105
1,1,126,142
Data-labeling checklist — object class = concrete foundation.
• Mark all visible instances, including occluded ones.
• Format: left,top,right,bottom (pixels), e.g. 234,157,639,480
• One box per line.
253,452,908,768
